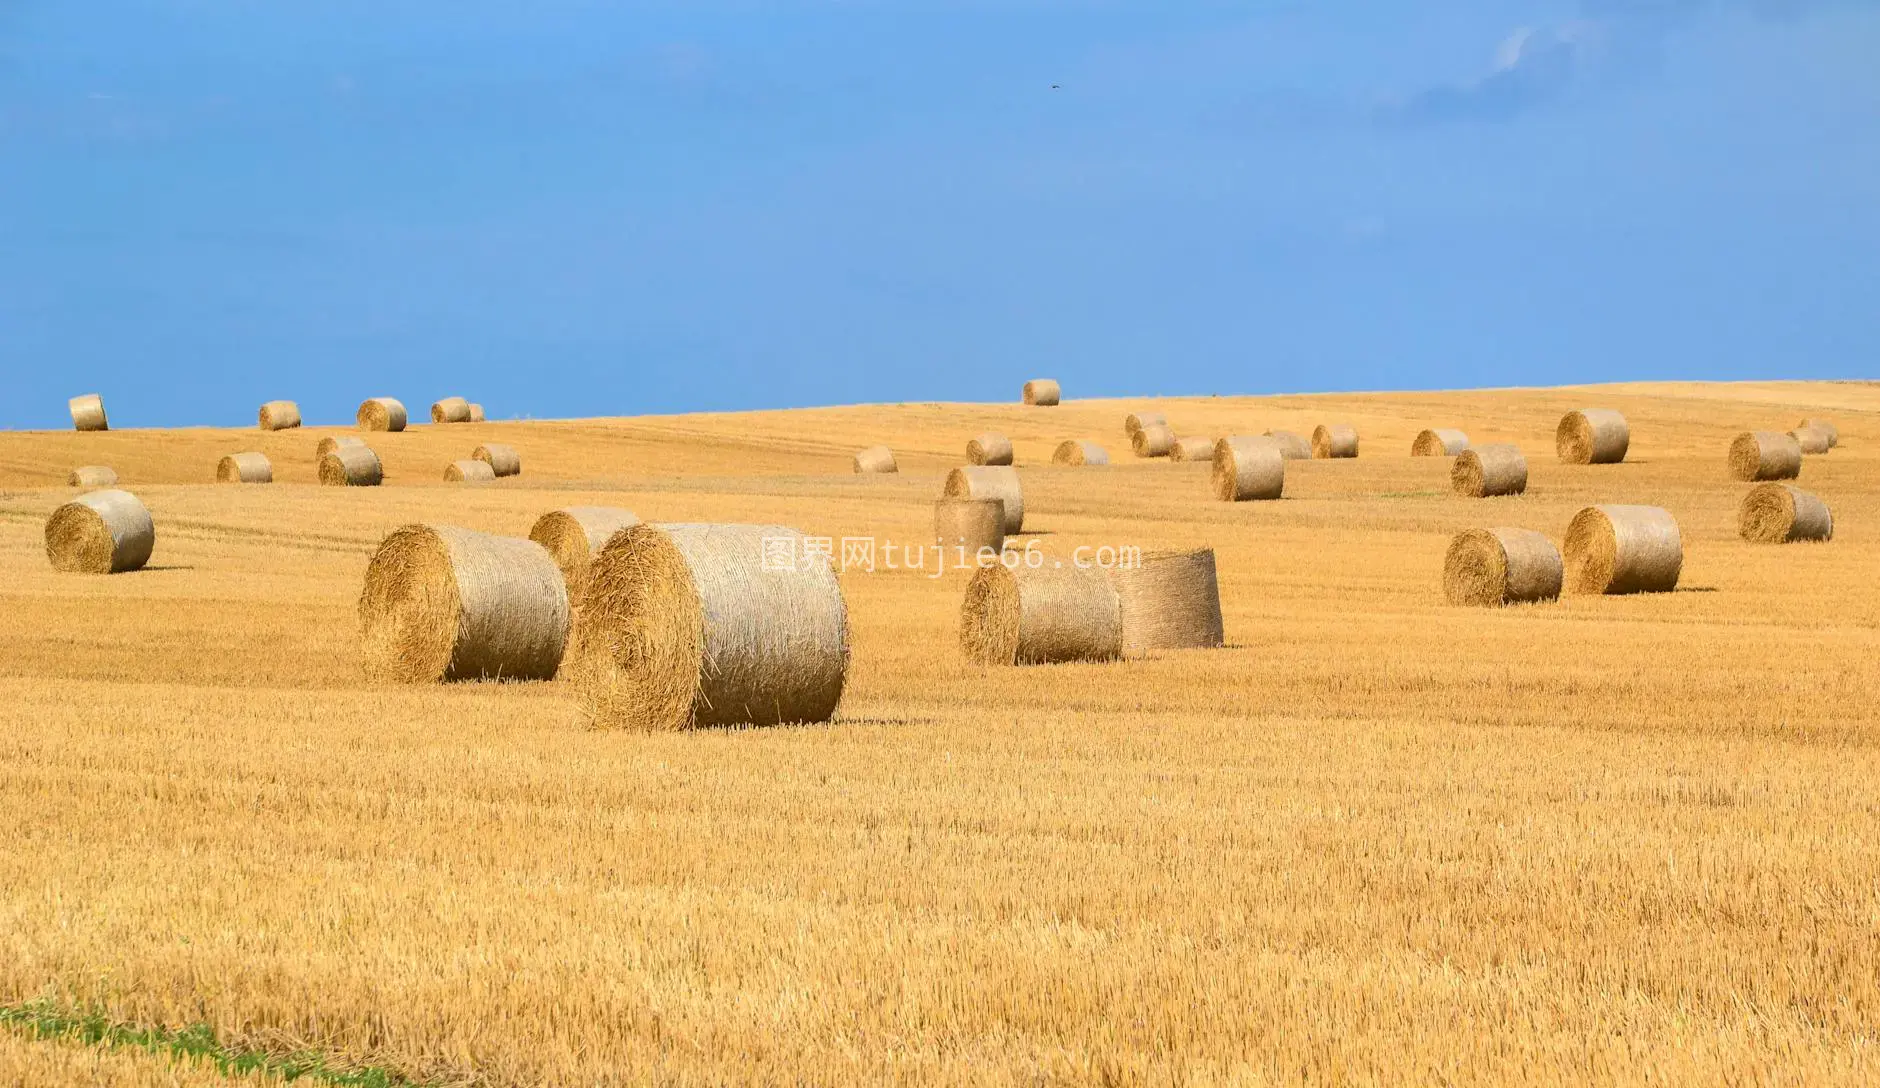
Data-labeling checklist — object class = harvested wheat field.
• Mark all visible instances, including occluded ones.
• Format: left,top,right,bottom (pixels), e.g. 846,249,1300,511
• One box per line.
1,380,1878,1086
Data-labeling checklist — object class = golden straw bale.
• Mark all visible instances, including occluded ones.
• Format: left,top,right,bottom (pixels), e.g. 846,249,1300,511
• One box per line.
1110,548,1224,656
530,507,643,599
1727,432,1802,482
45,489,154,574
1796,418,1838,448
1790,425,1832,455
1052,440,1109,466
935,499,1005,560
1022,379,1061,406
1739,484,1833,544
1210,436,1284,501
853,446,898,474
1555,409,1630,464
473,442,522,477
356,397,408,432
1263,431,1311,460
257,400,301,431
431,397,471,424
1563,505,1682,595
444,460,495,482
316,435,366,460
68,466,117,487
468,403,486,422
960,563,1120,665
1412,428,1470,457
69,394,108,432
1451,444,1528,497
1311,424,1358,459
1124,411,1167,438
1168,436,1215,462
967,433,1015,466
1131,423,1175,458
943,466,1024,534
319,445,383,486
215,452,273,484
1443,528,1562,606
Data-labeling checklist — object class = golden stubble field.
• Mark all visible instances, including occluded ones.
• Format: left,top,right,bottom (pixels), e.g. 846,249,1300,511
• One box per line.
0,380,1877,1086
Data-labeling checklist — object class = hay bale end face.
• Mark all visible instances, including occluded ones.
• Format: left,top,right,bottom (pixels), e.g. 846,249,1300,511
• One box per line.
1211,437,1284,501
445,460,495,482
1563,504,1682,595
1312,425,1358,459
574,523,850,731
1022,379,1061,406
1124,411,1167,439
1110,548,1224,656
1412,428,1470,457
935,499,1005,559
319,446,383,487
1739,484,1833,544
966,433,1015,466
258,400,301,431
68,466,117,488
359,525,570,684
1556,409,1630,464
1443,528,1562,607
1797,419,1838,448
1264,431,1311,460
473,443,522,477
1169,435,1215,462
215,452,273,484
853,446,898,474
356,397,408,432
1727,431,1802,482
961,563,1120,666
1451,444,1528,498
468,403,486,422
69,394,109,432
316,435,367,460
529,506,643,600
1790,425,1832,455
45,489,154,574
1051,440,1109,466
943,466,1025,534
1131,423,1175,458
431,397,471,424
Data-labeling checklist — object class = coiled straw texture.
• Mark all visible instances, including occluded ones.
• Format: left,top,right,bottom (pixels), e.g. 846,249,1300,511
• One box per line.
1312,425,1358,459
1052,441,1109,466
1264,431,1311,460
1211,437,1284,501
258,400,301,431
1022,379,1061,406
1412,429,1470,457
69,394,108,432
1563,505,1682,595
960,563,1121,665
935,499,1005,559
943,467,1025,534
357,397,408,432
1739,484,1832,544
1443,528,1562,606
45,489,154,574
530,506,643,599
473,443,522,477
1451,444,1528,497
431,397,471,424
1131,424,1175,458
319,446,383,486
68,466,117,487
1555,409,1629,464
1727,432,1801,482
216,452,273,484
967,433,1015,466
1110,548,1224,656
445,460,495,482
853,446,898,474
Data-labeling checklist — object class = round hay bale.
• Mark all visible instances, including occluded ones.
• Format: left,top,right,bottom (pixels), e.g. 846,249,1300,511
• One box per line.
967,433,1015,466
943,466,1024,534
1022,379,1061,406
445,459,495,482
1790,425,1832,455
1110,548,1224,656
45,489,153,574
1727,431,1802,482
1211,437,1284,502
215,452,273,484
319,445,383,487
529,506,643,599
359,524,569,684
316,435,367,460
1124,411,1167,439
1739,484,1832,544
574,524,849,731
1312,425,1358,459
1131,423,1175,458
468,403,486,422
1052,440,1109,466
1263,431,1311,460
356,397,408,432
1443,528,1562,607
431,397,471,424
1797,418,1838,449
935,498,1005,560
68,466,117,488
1555,409,1630,464
68,394,108,432
1451,444,1528,497
1169,435,1215,462
1563,505,1682,595
258,400,301,431
1412,428,1470,457
961,563,1120,665
473,443,522,477
853,445,898,474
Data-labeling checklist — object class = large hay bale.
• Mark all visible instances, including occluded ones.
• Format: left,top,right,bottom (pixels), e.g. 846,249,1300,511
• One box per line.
319,445,383,487
468,403,486,422
473,442,522,477
1131,423,1175,458
356,397,408,432
1790,425,1832,455
935,498,1005,559
1556,409,1630,464
1739,484,1833,544
445,459,495,482
1796,418,1838,449
431,397,471,424
529,506,643,599
1443,528,1562,607
853,445,898,473
1264,431,1311,460
257,400,301,431
943,466,1024,533
574,524,849,731
1124,411,1167,439
215,452,273,484
1169,435,1215,462
1727,431,1802,482
68,466,117,487
960,563,1120,665
1312,425,1358,459
1451,444,1528,497
1563,505,1682,595
1052,440,1109,466
1022,379,1061,406
1412,428,1470,457
69,394,109,432
1110,548,1224,656
967,433,1015,466
1211,436,1284,501
45,489,153,574
359,525,569,684
316,435,367,460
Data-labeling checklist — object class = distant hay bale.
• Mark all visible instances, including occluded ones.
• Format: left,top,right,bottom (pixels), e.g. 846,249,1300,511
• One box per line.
1124,411,1167,439
1312,425,1358,459
1210,436,1284,501
1739,484,1832,544
1796,418,1838,448
445,460,495,482
68,466,117,488
1563,505,1682,595
1555,409,1630,464
1412,428,1470,457
215,452,273,484
1131,423,1175,458
1110,548,1224,656
1022,379,1061,406
1169,435,1214,462
1052,440,1109,466
473,442,522,477
359,524,569,684
468,403,486,422
529,506,643,599
960,563,1120,666
1264,431,1311,460
69,394,108,432
356,397,407,432
943,466,1025,533
45,489,154,574
967,433,1015,466
1443,528,1562,607
853,445,898,474
935,498,1005,559
1727,431,1802,482
316,435,366,460
319,445,383,487
257,400,301,431
1451,444,1528,497
431,397,471,424
574,523,849,731
1790,425,1832,455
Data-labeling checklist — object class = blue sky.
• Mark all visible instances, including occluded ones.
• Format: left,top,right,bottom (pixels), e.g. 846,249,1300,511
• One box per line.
2,1,1876,428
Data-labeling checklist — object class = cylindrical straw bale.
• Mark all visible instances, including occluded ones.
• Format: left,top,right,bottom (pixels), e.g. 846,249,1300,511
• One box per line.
1451,444,1528,497
357,397,408,432
215,452,273,484
1443,528,1562,606
1109,548,1224,656
258,400,301,431
1052,440,1109,466
574,524,849,731
960,563,1120,665
359,525,569,684
1022,379,1061,406
1727,432,1801,482
431,397,471,424
69,394,108,432
468,403,486,422
1264,431,1311,460
1739,484,1833,544
967,433,1015,466
473,443,521,477
1563,505,1682,595
45,489,154,574
1796,419,1838,449
1169,436,1214,462
935,499,1005,560
1412,428,1470,457
1312,425,1358,459
853,445,898,473
1790,426,1832,455
1211,437,1284,501
1556,409,1629,464
317,435,367,460
1132,423,1175,458
68,466,117,487
1124,411,1167,439
445,460,495,482
320,446,383,487
943,466,1024,534
530,506,643,599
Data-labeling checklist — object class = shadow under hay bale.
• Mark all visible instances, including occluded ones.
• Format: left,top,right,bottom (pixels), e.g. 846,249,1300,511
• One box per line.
1110,548,1223,656
258,400,301,431
431,397,471,424
357,397,407,432
1556,409,1629,464
1739,484,1832,544
853,446,898,474
1312,425,1358,459
1728,432,1802,482
69,394,108,432
1023,379,1061,406
216,452,273,484
961,562,1120,665
1052,440,1109,466
445,460,495,482
1211,437,1284,501
967,433,1014,466
1451,444,1528,497
473,442,522,477
530,506,643,599
944,466,1024,534
1564,505,1682,595
1443,528,1561,606
1412,428,1470,457
68,466,117,488
320,446,383,487
46,489,153,574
